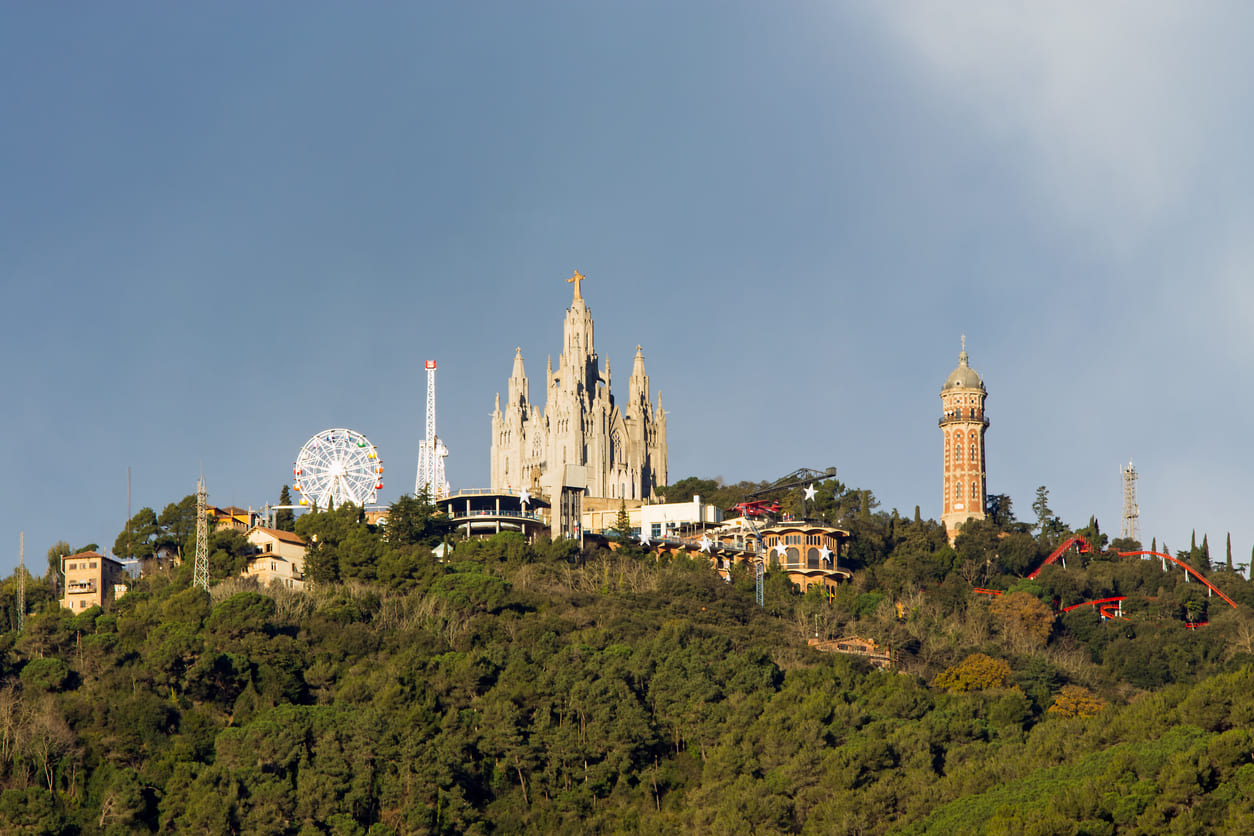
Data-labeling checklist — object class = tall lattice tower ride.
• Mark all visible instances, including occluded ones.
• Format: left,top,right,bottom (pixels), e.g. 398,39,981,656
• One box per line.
415,360,451,499
1121,461,1140,542
194,476,209,590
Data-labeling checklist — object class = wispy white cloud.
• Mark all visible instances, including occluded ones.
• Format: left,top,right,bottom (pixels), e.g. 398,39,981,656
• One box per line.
860,4,1244,257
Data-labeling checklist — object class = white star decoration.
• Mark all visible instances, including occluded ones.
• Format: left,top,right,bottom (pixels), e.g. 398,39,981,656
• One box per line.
819,544,833,565
773,541,788,557
699,536,713,553
518,487,530,506
639,532,651,547
804,484,817,502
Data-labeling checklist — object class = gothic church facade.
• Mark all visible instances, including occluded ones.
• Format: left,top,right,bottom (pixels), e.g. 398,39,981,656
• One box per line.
490,273,667,501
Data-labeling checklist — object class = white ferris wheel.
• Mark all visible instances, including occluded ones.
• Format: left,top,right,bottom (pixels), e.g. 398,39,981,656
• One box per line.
292,428,383,509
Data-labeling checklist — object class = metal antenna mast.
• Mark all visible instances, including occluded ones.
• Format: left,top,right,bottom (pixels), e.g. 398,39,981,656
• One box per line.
194,475,209,590
17,532,26,631
1120,461,1140,542
415,360,450,499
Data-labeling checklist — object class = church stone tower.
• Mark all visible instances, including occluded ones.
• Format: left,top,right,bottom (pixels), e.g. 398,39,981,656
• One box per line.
939,339,988,536
491,272,668,501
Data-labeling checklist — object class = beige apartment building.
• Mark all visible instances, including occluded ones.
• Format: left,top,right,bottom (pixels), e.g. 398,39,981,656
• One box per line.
61,551,128,611
242,526,309,589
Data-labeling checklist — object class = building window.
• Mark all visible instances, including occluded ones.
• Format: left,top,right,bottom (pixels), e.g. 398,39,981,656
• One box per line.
651,523,662,539
971,482,978,499
90,562,97,569
955,482,962,499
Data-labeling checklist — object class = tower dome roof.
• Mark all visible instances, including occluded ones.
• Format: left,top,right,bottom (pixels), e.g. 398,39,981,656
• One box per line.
943,341,985,391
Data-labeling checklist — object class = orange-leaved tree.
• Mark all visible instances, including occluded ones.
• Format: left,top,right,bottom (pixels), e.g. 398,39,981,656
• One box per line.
934,652,1012,693
1048,685,1105,718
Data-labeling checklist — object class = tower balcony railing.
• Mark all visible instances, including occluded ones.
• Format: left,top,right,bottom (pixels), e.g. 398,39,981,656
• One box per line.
938,413,990,428
447,508,546,522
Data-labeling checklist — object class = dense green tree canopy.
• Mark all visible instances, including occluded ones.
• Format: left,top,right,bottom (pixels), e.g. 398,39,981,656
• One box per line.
3,475,1254,833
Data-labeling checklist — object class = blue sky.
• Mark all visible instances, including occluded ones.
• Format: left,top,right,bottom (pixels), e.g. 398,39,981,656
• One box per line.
3,3,1253,576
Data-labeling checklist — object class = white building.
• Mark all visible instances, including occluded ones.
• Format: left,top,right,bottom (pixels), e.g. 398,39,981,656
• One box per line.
584,495,721,539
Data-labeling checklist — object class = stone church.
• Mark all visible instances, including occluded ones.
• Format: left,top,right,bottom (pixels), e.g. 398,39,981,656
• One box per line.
490,272,668,501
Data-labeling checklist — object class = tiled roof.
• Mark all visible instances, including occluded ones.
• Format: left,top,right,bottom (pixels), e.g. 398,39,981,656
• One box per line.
247,526,307,546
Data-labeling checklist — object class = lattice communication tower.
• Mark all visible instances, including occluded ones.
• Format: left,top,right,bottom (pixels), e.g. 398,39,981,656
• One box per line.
415,360,450,499
194,476,209,590
17,532,25,632
1121,461,1140,542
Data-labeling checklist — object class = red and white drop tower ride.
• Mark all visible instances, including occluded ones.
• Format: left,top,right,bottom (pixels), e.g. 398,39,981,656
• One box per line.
415,360,451,499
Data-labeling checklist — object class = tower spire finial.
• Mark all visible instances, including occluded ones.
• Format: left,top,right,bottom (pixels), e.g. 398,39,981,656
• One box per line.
959,334,969,365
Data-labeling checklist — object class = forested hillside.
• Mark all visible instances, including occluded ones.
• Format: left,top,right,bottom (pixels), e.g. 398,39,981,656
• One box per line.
3,483,1254,834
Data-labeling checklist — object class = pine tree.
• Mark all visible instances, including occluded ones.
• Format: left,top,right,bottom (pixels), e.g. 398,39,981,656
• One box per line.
612,500,633,540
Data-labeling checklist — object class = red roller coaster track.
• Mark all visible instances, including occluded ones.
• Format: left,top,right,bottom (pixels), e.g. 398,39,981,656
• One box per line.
1116,550,1239,610
1060,596,1127,619
1026,535,1091,580
1025,537,1237,611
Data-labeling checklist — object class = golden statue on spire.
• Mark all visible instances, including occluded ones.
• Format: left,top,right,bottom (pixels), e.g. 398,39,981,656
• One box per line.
567,270,585,300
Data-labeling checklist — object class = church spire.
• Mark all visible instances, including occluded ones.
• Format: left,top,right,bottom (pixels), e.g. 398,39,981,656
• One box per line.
508,347,528,406
629,345,650,410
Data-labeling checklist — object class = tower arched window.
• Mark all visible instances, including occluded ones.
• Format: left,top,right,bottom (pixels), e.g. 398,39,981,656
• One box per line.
955,445,962,462
954,482,961,499
971,482,978,500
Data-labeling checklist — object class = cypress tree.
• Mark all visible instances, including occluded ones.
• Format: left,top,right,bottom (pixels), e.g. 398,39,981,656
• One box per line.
1227,533,1234,571
277,485,296,532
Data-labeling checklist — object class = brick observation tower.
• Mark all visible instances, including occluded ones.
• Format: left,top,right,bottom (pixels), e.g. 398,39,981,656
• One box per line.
939,337,989,536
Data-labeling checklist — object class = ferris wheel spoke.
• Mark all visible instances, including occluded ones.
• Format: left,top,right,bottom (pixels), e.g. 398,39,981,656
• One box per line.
296,428,381,509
